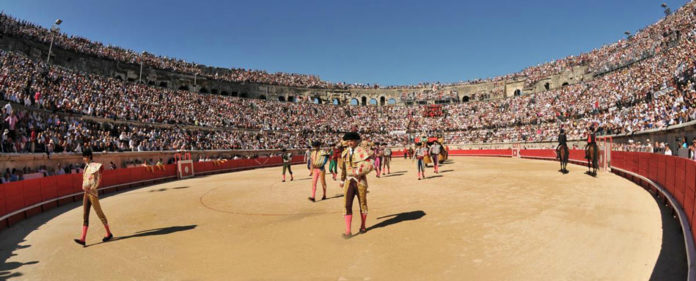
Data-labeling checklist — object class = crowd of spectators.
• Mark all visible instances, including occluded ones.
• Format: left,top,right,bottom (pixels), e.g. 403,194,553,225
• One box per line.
4,2,694,90
0,0,694,162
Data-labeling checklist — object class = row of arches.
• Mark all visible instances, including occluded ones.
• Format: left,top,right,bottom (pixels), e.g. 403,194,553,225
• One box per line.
542,81,570,91
274,96,398,106
345,97,397,106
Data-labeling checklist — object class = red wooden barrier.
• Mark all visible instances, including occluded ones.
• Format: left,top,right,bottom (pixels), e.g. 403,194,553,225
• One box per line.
648,154,659,183
4,182,24,215
631,153,640,174
616,152,625,169
675,158,687,205
666,157,677,197
520,149,556,158
450,149,512,156
658,155,667,188
40,176,58,202
569,150,586,162
638,153,649,177
687,162,696,223
0,182,6,218
56,174,71,197
22,178,43,207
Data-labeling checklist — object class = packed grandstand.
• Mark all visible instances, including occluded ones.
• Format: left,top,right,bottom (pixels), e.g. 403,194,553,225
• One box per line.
1,1,695,180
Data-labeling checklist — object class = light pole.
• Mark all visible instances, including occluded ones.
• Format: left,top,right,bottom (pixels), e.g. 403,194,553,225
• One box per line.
46,19,62,65
194,72,197,86
138,51,144,83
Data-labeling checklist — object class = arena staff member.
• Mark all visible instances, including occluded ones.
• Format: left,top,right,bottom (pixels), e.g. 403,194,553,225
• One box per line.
415,142,428,180
340,132,374,239
74,149,113,246
328,143,342,181
382,144,392,175
281,148,294,182
429,141,442,174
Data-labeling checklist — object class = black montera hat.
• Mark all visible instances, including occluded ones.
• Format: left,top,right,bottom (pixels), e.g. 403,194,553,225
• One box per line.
82,149,93,159
343,132,361,141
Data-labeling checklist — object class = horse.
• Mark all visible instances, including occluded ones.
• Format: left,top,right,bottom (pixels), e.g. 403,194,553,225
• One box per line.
585,143,599,176
556,144,569,173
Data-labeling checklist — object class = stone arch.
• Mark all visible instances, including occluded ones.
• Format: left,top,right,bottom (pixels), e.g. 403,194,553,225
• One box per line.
259,95,267,100
211,89,219,94
561,82,569,87
462,96,470,102
231,92,238,97
240,93,248,98
544,82,550,91
332,98,341,105
278,96,286,102
380,96,386,106
369,98,378,106
350,98,359,106
179,85,190,91
288,96,296,102
159,82,168,88
200,88,209,94
387,98,396,105
361,96,367,106
514,89,522,97
221,91,229,96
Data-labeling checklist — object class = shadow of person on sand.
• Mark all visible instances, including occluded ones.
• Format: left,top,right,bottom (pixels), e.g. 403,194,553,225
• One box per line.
320,194,344,201
87,225,197,247
149,186,189,193
0,260,38,279
365,211,426,233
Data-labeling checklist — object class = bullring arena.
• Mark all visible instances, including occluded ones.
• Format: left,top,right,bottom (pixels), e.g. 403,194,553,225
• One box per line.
0,154,687,280
2,1,696,280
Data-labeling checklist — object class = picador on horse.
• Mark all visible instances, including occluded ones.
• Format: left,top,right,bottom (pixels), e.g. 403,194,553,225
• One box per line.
556,127,569,174
584,124,600,176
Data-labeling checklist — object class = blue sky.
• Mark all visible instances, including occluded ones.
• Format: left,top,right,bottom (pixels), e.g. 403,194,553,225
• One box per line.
1,0,689,85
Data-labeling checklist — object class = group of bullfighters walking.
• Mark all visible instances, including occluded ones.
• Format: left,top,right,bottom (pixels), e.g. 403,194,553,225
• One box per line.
280,132,394,238
280,132,448,239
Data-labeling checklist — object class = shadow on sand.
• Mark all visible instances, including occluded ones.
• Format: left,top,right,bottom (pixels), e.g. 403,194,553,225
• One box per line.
149,186,189,193
648,191,687,280
365,211,426,233
86,225,197,247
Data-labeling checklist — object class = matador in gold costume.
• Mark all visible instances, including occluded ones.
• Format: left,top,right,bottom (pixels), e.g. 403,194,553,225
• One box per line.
74,149,113,247
340,132,374,239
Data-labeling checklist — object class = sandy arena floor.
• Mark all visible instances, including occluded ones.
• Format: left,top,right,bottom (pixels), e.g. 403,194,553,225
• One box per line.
0,157,687,280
